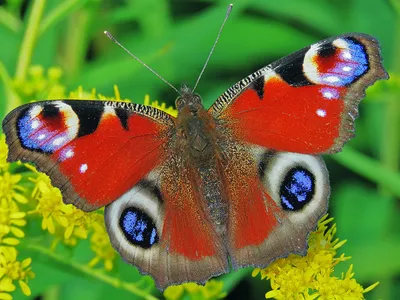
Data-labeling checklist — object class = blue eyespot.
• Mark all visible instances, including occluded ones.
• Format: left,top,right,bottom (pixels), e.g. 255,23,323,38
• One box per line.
119,208,158,248
280,167,315,211
17,103,76,153
321,37,368,87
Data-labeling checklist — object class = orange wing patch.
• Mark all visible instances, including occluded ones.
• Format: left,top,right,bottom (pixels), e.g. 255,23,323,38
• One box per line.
161,161,226,260
219,141,280,260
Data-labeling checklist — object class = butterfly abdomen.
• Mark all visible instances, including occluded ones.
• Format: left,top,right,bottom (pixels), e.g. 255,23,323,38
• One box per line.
196,164,228,230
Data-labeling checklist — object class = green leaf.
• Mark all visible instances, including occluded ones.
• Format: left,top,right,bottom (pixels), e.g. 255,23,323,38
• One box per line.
332,147,400,197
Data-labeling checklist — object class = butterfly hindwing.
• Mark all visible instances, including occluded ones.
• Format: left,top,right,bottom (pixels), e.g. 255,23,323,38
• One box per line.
105,164,229,289
229,148,329,268
215,134,329,269
211,33,388,154
2,100,174,211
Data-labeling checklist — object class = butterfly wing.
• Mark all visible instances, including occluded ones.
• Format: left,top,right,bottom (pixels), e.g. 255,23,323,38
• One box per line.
211,33,387,268
105,162,229,290
210,33,388,154
2,100,173,211
3,99,229,289
220,141,329,268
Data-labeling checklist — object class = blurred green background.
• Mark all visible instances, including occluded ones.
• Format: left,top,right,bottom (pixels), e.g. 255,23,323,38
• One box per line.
0,0,399,299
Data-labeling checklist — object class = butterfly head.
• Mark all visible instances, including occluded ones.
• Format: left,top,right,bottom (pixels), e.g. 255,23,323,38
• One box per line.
176,84,203,114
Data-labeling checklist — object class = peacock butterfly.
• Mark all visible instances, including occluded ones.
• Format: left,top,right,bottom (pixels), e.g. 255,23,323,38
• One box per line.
1,5,388,290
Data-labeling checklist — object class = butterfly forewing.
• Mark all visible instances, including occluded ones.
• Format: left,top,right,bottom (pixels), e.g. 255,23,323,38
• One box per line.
2,100,174,211
211,33,388,154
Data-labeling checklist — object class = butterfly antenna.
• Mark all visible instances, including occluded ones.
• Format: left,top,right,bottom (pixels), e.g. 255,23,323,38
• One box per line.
104,31,181,95
192,4,233,92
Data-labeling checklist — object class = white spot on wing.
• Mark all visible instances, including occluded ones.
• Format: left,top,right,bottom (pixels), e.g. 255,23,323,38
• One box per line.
321,88,339,100
333,38,348,49
53,137,65,146
316,109,327,117
302,44,321,84
38,134,46,140
54,102,79,140
29,105,43,118
342,50,352,59
263,69,277,83
31,120,40,129
324,76,340,83
342,66,352,72
80,164,88,173
103,106,115,118
65,149,74,158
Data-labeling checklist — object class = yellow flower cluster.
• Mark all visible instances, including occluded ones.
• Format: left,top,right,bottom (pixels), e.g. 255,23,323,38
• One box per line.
13,66,65,100
0,136,34,298
88,215,116,271
29,171,96,247
164,280,226,300
252,215,378,299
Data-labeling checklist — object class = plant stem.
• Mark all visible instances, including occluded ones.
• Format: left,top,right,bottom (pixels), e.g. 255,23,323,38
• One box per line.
62,5,95,80
22,243,159,300
0,7,22,33
15,0,47,81
0,61,21,114
39,0,87,35
42,285,60,300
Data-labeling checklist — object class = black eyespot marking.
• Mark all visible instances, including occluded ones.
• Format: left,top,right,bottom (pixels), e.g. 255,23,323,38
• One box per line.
317,43,337,58
280,167,315,211
115,108,129,130
258,150,275,179
70,103,103,137
119,207,159,249
274,47,314,87
41,104,60,118
250,76,265,99
137,180,164,204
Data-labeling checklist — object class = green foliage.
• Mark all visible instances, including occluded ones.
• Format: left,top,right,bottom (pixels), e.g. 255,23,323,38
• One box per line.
0,0,399,299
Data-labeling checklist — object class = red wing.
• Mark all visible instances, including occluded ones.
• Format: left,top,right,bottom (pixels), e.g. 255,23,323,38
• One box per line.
2,100,174,211
210,33,388,154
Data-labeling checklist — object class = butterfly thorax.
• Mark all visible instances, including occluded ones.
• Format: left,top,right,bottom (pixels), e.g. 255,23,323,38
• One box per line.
175,85,214,161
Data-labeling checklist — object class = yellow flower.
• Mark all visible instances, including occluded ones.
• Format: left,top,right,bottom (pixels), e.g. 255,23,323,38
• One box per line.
30,173,63,235
0,172,28,205
68,85,129,103
144,94,178,117
88,214,116,271
13,65,65,99
253,215,378,300
0,136,9,172
0,199,26,239
30,172,95,247
0,246,34,297
164,280,226,300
